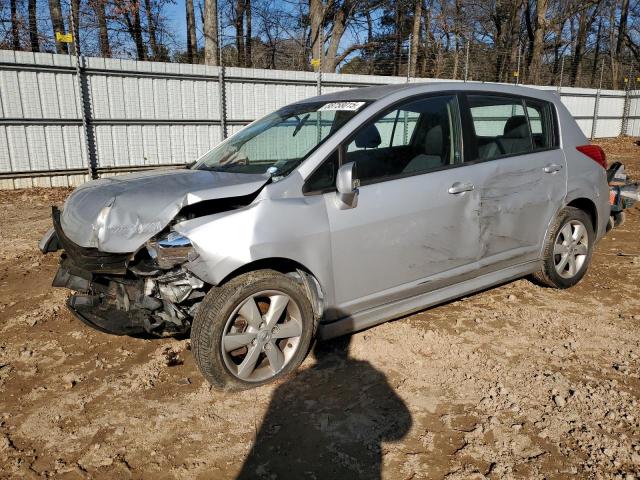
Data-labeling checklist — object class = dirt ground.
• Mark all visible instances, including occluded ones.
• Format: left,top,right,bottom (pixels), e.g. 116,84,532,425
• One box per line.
1,139,639,480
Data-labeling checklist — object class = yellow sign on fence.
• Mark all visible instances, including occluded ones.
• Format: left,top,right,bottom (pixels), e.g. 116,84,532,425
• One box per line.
310,58,321,68
55,32,73,43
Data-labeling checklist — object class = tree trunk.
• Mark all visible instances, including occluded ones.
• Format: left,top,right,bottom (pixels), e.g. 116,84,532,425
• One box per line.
324,1,353,72
94,0,111,57
570,4,597,87
409,0,422,77
245,0,252,67
612,0,629,89
11,0,21,50
309,0,324,67
451,0,461,79
71,0,80,55
366,9,374,73
48,0,68,54
235,0,245,66
528,0,547,84
393,0,401,76
420,0,431,77
131,0,147,60
144,0,161,59
204,0,219,66
590,18,602,86
186,0,197,62
28,0,39,52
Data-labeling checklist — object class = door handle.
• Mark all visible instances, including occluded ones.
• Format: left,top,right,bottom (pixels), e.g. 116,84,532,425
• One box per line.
448,182,475,194
543,164,562,173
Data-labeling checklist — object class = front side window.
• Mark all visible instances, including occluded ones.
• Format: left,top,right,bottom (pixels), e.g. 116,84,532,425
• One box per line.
468,95,532,160
342,95,462,184
195,101,368,178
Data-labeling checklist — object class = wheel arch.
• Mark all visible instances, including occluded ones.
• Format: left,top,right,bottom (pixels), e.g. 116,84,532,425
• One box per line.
566,197,598,234
217,257,326,321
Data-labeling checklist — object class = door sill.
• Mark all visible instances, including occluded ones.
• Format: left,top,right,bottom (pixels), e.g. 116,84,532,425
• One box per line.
317,260,540,340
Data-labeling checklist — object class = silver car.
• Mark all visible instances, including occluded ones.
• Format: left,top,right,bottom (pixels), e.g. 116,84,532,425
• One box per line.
40,82,610,389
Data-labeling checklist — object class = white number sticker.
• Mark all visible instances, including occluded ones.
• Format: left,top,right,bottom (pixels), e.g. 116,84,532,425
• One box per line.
318,101,365,112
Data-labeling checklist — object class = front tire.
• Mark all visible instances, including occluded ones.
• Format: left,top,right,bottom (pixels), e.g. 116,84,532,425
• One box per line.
191,270,315,390
533,207,594,289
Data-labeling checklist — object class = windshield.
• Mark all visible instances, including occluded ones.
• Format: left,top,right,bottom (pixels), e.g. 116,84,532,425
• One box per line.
194,101,368,177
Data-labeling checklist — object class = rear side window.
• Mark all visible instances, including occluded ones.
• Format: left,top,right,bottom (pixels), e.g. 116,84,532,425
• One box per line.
466,95,555,161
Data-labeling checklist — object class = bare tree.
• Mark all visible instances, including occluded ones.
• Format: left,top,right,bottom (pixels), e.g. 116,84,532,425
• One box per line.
71,0,80,55
144,0,162,59
569,0,601,86
612,0,629,88
115,0,147,60
91,0,111,57
526,0,548,84
203,0,219,65
409,0,422,76
235,0,246,65
49,0,69,54
186,0,197,62
28,0,39,51
245,0,252,66
10,0,21,50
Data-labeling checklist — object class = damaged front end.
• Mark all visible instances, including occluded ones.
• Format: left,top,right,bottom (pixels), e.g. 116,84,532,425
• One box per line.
45,207,206,336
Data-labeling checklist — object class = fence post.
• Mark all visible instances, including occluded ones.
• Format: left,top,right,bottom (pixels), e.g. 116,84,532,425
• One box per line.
557,56,565,94
217,8,228,140
316,28,323,97
406,34,412,83
69,11,97,179
621,75,631,136
591,59,604,140
515,45,521,85
464,42,469,82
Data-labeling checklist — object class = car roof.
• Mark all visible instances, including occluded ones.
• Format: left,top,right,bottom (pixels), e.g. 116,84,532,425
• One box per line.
296,81,559,104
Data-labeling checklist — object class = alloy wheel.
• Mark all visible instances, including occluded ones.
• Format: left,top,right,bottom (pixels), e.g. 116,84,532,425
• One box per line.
553,220,589,279
221,290,303,382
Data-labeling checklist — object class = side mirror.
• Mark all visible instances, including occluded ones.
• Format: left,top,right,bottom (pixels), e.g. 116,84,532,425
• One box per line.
335,161,359,209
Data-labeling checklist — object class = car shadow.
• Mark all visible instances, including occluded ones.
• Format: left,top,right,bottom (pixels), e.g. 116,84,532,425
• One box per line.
236,334,412,479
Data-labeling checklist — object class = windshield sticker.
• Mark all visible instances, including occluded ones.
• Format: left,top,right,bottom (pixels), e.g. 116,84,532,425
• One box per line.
318,101,365,112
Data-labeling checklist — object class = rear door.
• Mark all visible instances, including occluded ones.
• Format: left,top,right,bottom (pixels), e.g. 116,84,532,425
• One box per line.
463,94,567,269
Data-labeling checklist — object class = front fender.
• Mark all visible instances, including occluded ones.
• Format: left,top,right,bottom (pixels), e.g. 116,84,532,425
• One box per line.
173,196,335,305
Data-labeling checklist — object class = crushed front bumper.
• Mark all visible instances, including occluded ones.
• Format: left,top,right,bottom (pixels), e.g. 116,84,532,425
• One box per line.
43,208,204,337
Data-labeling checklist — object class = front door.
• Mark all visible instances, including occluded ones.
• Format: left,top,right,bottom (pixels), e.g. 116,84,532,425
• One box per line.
322,94,487,315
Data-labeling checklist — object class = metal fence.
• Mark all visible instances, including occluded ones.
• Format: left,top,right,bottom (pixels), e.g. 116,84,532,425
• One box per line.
0,48,639,189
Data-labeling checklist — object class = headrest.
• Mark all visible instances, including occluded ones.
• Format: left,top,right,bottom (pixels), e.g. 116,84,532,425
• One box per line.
503,115,529,138
424,125,443,156
355,124,381,148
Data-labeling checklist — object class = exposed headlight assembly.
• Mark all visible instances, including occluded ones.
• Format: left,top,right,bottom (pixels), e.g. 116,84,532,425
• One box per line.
146,231,198,269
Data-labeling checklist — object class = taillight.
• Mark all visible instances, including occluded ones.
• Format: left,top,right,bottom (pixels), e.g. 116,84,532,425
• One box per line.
576,144,607,169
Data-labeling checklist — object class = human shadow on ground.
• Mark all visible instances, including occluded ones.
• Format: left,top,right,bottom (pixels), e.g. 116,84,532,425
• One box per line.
237,335,412,479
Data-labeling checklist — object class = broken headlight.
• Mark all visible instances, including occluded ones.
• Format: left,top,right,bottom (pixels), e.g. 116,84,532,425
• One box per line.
146,231,198,269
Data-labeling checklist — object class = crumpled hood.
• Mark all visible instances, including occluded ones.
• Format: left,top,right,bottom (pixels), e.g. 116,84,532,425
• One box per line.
60,168,269,253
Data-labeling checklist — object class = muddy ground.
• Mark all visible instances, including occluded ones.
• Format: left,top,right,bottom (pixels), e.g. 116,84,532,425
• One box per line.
1,139,639,480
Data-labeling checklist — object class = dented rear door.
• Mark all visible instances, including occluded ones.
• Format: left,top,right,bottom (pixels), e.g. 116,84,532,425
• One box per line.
476,150,566,268
463,93,567,269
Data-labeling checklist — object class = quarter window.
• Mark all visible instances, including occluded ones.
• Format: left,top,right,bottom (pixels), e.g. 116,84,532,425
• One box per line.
524,99,553,150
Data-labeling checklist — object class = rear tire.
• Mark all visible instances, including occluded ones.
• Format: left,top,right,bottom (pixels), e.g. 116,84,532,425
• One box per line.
191,269,315,391
532,207,594,289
